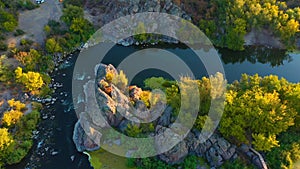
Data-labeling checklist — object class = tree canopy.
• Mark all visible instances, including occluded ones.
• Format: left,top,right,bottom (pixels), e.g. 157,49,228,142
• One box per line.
15,67,44,92
220,74,299,151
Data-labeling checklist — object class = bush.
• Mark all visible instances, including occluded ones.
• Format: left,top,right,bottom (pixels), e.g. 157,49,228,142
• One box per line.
140,91,151,108
144,77,166,89
105,72,114,83
180,155,198,169
0,41,7,51
0,110,40,166
20,38,33,46
63,0,84,7
194,115,214,132
16,0,38,10
126,158,136,168
14,29,25,36
266,131,300,169
112,70,128,91
31,102,43,111
222,158,254,169
125,124,142,137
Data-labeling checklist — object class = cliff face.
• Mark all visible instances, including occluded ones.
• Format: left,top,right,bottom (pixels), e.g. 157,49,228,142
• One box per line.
72,64,242,167
83,0,300,50
84,0,191,28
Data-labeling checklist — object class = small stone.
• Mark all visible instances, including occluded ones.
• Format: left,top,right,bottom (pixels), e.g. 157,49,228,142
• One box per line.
51,151,58,156
70,155,75,161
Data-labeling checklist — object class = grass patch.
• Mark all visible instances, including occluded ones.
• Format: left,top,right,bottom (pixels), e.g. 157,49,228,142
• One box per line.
88,149,136,169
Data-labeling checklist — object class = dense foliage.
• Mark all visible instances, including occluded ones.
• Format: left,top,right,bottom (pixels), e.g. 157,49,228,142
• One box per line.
44,4,94,53
0,100,41,168
191,0,300,50
266,131,300,169
0,0,39,52
220,74,299,151
132,73,300,168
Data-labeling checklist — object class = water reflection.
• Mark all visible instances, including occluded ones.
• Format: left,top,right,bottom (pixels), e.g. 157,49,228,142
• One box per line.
219,47,292,67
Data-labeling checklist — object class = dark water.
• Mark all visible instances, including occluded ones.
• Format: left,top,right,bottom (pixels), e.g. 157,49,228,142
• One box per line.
102,45,300,84
8,44,300,169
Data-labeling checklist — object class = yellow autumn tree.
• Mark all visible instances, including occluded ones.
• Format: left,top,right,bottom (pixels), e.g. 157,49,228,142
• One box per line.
7,99,26,111
15,67,44,92
0,128,13,150
2,110,23,127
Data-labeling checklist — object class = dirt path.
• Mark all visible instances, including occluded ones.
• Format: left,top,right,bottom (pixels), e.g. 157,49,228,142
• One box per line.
18,0,63,45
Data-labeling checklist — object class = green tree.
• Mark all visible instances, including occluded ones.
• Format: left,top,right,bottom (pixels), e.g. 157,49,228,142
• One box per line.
0,9,17,32
0,55,13,82
225,18,247,51
61,5,84,25
45,38,62,54
220,74,297,151
144,77,166,89
134,22,148,42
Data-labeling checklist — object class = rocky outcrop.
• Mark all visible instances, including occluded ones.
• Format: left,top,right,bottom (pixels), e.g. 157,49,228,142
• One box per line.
85,0,191,28
73,118,100,152
83,0,192,46
73,64,260,168
244,28,284,49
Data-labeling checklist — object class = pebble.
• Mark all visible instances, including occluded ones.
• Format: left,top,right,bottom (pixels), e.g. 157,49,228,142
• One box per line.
42,115,48,120
51,151,58,156
70,155,75,162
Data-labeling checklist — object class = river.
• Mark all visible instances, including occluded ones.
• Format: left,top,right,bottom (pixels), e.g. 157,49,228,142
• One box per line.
7,44,300,169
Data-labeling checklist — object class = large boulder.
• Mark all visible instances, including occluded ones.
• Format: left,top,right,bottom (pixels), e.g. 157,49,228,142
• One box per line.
157,106,172,127
73,118,100,152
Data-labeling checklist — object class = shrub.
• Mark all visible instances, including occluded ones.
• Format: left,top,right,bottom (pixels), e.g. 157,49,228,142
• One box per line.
0,41,7,51
112,70,128,91
105,72,114,83
144,77,166,89
126,124,142,137
140,91,151,108
31,102,43,111
194,115,214,132
222,158,254,169
14,29,25,36
266,131,300,169
20,38,33,46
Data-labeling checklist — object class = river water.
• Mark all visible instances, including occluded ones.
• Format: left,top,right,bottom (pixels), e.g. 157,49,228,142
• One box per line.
7,45,300,169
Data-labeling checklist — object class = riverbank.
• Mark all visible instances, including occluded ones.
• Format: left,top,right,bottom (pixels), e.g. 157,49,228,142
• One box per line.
83,0,299,51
